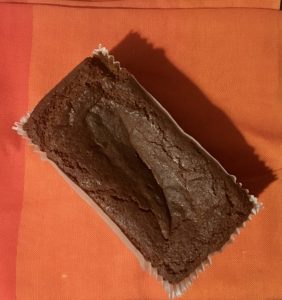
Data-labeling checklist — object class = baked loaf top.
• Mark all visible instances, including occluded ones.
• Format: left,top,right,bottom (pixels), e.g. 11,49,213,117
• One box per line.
23,52,254,284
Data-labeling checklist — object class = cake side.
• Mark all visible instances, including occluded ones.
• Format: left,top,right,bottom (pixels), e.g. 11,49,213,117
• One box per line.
23,53,255,284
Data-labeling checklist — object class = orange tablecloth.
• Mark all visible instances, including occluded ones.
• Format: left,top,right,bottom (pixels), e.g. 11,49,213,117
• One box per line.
1,1,282,299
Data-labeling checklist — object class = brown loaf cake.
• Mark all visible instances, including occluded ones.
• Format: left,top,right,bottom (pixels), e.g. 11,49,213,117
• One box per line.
22,48,256,284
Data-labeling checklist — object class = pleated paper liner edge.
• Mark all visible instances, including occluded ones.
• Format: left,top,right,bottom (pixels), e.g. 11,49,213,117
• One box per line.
13,45,262,299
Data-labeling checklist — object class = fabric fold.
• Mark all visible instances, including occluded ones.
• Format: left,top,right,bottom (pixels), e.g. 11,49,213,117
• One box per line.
0,0,280,9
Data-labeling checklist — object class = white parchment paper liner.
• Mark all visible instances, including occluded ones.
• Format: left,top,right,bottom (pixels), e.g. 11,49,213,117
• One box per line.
13,45,262,299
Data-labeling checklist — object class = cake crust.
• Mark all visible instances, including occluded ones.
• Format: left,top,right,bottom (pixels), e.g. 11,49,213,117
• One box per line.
23,52,254,284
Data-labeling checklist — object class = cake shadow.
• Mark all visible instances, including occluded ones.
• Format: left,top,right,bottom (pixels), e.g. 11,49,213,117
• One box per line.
111,32,275,197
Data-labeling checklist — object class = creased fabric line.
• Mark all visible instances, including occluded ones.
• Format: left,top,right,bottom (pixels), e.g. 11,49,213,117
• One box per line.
0,4,33,300
0,0,280,9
